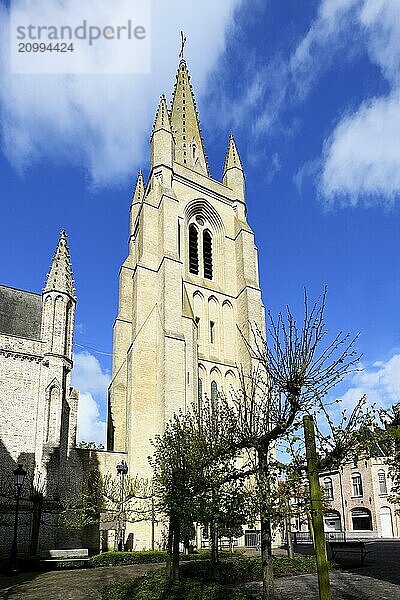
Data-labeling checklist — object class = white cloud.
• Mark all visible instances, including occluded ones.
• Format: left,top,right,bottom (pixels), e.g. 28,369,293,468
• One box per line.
335,353,400,412
321,92,400,205
0,0,242,185
76,392,107,447
291,0,400,206
291,0,361,99
72,351,110,445
72,351,110,396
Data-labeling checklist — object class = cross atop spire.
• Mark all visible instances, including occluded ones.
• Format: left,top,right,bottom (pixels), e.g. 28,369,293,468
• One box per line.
170,58,209,176
44,230,75,297
179,30,187,60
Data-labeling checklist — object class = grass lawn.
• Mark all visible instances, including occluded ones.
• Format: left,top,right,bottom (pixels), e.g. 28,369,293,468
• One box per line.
101,555,322,600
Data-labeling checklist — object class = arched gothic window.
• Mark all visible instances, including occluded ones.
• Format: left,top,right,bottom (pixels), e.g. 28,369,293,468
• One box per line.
203,230,213,280
211,380,218,404
188,220,214,280
189,224,199,275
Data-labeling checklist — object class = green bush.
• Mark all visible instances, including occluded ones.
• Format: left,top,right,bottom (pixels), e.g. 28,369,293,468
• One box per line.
91,548,245,568
101,557,320,600
90,551,167,567
101,569,249,600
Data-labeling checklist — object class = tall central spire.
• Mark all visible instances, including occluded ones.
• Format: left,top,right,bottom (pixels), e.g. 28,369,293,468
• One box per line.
170,59,209,176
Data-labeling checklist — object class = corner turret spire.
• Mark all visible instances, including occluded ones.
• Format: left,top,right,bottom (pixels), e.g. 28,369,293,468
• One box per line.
222,134,245,203
132,170,145,204
170,58,209,176
44,230,75,297
223,134,244,176
152,95,172,135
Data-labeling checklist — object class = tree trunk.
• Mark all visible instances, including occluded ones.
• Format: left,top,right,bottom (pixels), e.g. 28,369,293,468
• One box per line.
210,521,219,564
172,516,180,581
285,514,294,559
260,514,274,600
258,446,274,600
183,535,190,554
304,415,331,600
166,515,174,580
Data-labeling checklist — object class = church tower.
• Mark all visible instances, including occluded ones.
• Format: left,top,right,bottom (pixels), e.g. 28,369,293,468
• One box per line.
107,56,266,543
38,231,77,475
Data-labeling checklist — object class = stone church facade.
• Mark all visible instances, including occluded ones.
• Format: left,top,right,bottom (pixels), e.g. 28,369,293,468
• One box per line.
0,233,125,556
107,57,266,547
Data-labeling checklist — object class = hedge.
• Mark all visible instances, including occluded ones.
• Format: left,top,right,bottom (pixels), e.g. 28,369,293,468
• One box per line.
91,548,245,568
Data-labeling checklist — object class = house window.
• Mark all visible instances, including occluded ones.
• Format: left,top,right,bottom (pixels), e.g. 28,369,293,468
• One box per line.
203,229,213,280
351,508,372,531
189,224,199,274
378,470,387,495
351,473,363,497
324,477,334,501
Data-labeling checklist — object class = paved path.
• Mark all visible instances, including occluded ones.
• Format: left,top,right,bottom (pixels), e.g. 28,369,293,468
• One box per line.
246,540,400,599
0,563,162,600
1,541,399,599
244,571,400,599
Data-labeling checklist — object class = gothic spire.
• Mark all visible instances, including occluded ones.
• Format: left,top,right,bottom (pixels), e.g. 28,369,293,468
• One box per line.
170,59,209,176
223,134,244,177
44,230,75,297
132,169,145,204
222,134,245,202
152,94,172,135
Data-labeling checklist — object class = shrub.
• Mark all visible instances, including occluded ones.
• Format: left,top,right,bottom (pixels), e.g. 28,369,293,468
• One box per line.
101,569,249,600
90,551,167,568
91,548,245,568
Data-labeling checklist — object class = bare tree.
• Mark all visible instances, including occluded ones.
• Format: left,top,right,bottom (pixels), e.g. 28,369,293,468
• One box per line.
230,288,360,600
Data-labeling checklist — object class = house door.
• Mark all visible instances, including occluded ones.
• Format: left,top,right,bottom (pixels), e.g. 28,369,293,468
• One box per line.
380,507,393,538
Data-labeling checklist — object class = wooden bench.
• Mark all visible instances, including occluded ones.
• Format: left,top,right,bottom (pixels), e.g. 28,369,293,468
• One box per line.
41,549,89,567
328,541,371,566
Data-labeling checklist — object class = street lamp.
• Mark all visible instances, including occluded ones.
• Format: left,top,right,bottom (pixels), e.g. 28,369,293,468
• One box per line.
116,460,128,551
9,464,27,573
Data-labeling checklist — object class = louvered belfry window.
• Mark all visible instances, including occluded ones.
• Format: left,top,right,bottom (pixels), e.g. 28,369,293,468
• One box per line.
189,224,199,274
203,229,213,280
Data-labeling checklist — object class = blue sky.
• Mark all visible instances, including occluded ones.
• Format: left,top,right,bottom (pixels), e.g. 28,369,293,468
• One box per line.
1,0,400,444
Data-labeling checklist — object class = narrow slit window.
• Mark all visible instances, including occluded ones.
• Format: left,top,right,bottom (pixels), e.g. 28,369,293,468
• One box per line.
211,380,218,403
177,221,181,258
210,321,215,344
189,224,199,275
198,378,203,412
203,229,213,280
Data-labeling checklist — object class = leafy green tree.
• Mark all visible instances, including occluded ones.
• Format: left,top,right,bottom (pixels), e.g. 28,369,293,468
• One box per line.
150,396,244,580
381,403,400,509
